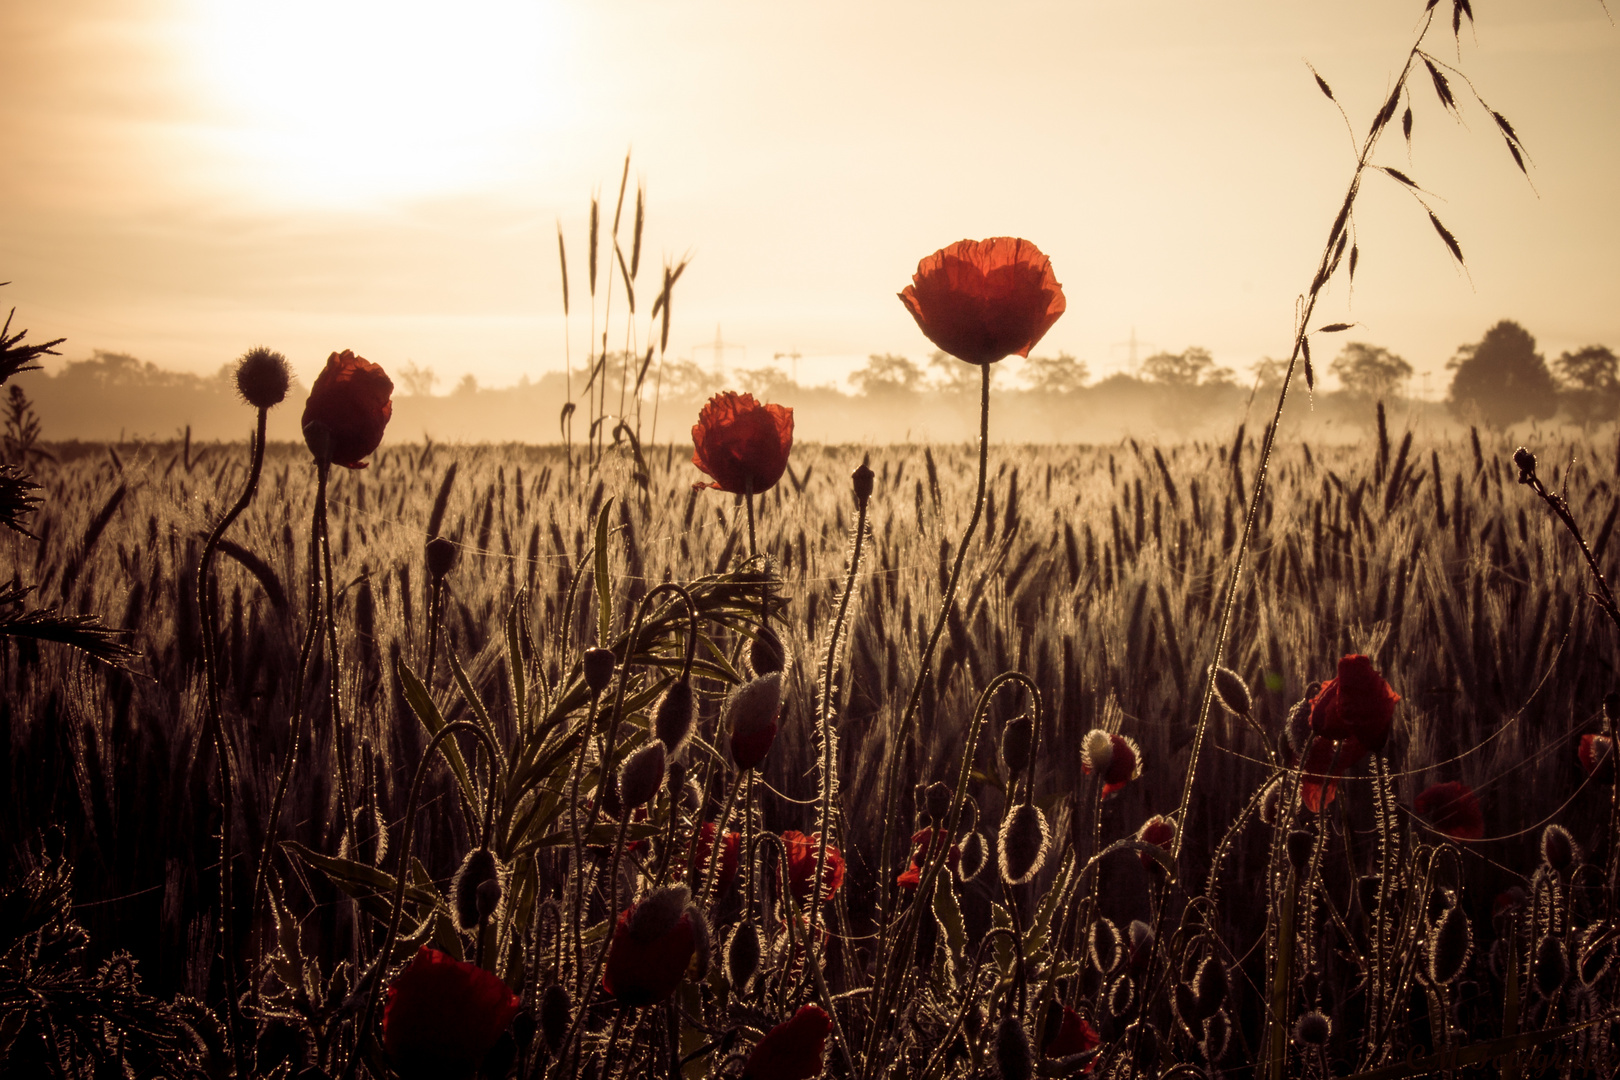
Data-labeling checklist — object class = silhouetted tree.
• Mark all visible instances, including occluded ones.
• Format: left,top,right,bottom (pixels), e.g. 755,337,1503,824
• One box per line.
1142,347,1231,388
851,353,924,396
1021,352,1088,395
926,350,978,393
738,365,794,399
1554,344,1618,428
1330,342,1412,399
397,360,440,397
1445,320,1558,428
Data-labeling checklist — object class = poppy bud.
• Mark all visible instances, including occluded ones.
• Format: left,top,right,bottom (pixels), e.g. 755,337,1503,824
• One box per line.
1135,815,1176,872
539,983,571,1052
957,831,987,883
852,460,875,506
1534,937,1566,998
235,346,291,410
742,1005,831,1080
1193,958,1228,1018
1201,1010,1231,1063
619,741,668,812
1108,974,1135,1016
1427,904,1471,986
994,1017,1034,1080
727,922,761,991
1001,715,1035,776
476,879,502,924
1212,666,1251,717
1293,1010,1331,1047
648,680,694,755
1172,983,1200,1030
603,885,699,1006
1081,729,1113,778
1285,695,1314,759
1286,829,1314,875
426,536,459,582
1578,733,1615,782
998,802,1050,886
1512,446,1537,483
1090,919,1122,974
726,672,782,770
749,625,786,677
583,648,616,698
452,848,502,931
924,781,953,826
1541,824,1579,874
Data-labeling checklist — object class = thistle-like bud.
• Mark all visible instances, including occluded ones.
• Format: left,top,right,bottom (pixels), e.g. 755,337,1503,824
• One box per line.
539,982,571,1052
452,848,501,931
1427,903,1471,986
1293,1010,1331,1047
998,803,1050,886
426,536,458,582
726,922,761,991
749,625,785,677
1193,957,1228,1018
1540,824,1579,875
1534,937,1567,998
235,346,292,409
619,740,668,811
1212,665,1251,717
924,781,952,826
1089,919,1122,974
1286,829,1314,875
725,672,782,770
994,1017,1033,1080
654,678,696,753
1513,446,1537,483
1001,715,1035,776
852,458,874,507
583,648,616,698
957,831,987,883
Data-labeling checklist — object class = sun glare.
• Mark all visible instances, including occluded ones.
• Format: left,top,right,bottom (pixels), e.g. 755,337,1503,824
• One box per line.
188,0,570,204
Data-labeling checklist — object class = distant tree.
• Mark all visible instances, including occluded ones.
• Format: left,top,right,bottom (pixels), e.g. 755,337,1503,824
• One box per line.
1141,347,1230,388
1250,356,1288,392
851,353,925,396
397,360,440,397
1022,352,1089,395
1554,344,1618,428
737,366,794,399
658,359,728,400
927,350,979,393
452,373,479,396
1330,342,1413,400
1445,320,1559,428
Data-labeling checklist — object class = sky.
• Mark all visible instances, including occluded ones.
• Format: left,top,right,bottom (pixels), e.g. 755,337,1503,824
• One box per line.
1,0,1617,399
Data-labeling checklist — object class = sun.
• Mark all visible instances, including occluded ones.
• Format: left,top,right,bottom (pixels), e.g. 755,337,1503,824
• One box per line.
187,0,571,205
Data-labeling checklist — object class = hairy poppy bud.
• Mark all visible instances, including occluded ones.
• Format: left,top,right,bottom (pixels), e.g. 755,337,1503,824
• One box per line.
452,848,501,931
583,648,616,698
476,878,502,924
957,831,987,883
1194,958,1228,1018
727,922,761,991
603,886,699,1006
1212,666,1251,717
1090,919,1122,974
924,781,953,826
1135,815,1176,872
1001,715,1035,776
1201,1010,1231,1063
726,672,782,770
426,536,458,582
743,1005,831,1080
1427,904,1471,986
1534,937,1566,998
235,346,291,409
999,803,1050,886
1172,983,1200,1031
1541,824,1579,874
852,459,874,506
1578,924,1614,986
1293,1010,1331,1047
749,625,786,677
994,1017,1034,1080
619,741,668,812
1286,829,1314,875
539,982,571,1052
1513,446,1537,483
1285,695,1314,759
1578,733,1615,782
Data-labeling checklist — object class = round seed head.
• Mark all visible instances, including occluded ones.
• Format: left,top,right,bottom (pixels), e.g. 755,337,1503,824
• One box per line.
998,802,1050,886
1540,824,1579,875
957,831,987,883
235,346,292,409
583,647,616,698
1212,665,1252,717
726,922,761,991
539,982,571,1051
1294,1010,1331,1047
748,625,786,677
619,740,668,811
1001,714,1035,776
1534,937,1567,999
993,1016,1033,1080
451,848,501,931
654,678,696,753
425,535,458,581
1426,904,1472,986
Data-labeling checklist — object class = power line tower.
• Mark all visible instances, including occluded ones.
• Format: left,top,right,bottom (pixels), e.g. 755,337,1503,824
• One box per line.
695,324,746,379
1110,327,1158,376
773,350,802,384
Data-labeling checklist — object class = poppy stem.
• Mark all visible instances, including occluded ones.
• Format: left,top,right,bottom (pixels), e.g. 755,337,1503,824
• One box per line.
565,694,603,997
745,487,756,559
315,460,359,852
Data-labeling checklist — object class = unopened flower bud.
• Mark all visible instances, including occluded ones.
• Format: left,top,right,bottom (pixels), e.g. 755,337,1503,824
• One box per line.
725,672,782,770
539,982,571,1052
235,346,291,409
1201,1010,1231,1063
476,878,502,923
852,458,874,507
1541,824,1579,874
1286,829,1314,875
957,831,987,883
583,648,616,698
726,922,761,991
749,625,785,677
1286,695,1314,758
1212,665,1252,717
999,802,1050,886
994,1017,1033,1080
1293,1010,1331,1047
1089,919,1122,974
1427,904,1471,986
425,535,458,581
452,848,501,930
1194,957,1228,1017
924,781,952,826
1001,715,1035,776
1534,937,1567,998
619,740,668,811
1513,446,1537,483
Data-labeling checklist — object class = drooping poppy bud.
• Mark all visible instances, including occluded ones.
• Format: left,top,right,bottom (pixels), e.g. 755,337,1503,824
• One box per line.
899,237,1066,366
1427,905,1472,986
727,922,761,991
619,740,668,812
781,830,844,905
452,849,502,931
726,672,782,770
655,679,696,754
1414,781,1485,841
1193,957,1228,1018
384,946,520,1080
302,349,393,469
1089,919,1122,974
1541,824,1579,874
583,648,616,698
742,1005,832,1080
1212,665,1252,717
603,886,699,1007
998,802,1050,886
1309,655,1399,753
957,831,987,883
1286,829,1315,874
1001,714,1035,776
1202,1010,1231,1063
691,391,794,495
235,346,291,410
923,781,953,826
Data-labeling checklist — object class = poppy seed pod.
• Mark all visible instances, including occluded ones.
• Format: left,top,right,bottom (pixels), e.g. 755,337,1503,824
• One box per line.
1541,824,1579,874
619,741,668,812
1001,715,1035,776
452,848,501,931
727,922,761,991
924,781,952,826
1212,666,1252,717
426,536,459,582
1427,904,1472,986
1293,1010,1331,1047
957,831,987,883
749,626,786,677
998,802,1050,886
583,648,616,698
235,346,291,409
1534,937,1567,998
539,982,571,1052
852,460,874,506
726,672,783,770
993,1016,1034,1080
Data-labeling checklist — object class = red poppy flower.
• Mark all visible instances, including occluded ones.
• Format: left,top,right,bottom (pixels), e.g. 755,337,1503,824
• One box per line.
899,238,1066,366
781,830,844,905
1082,732,1141,797
1579,733,1615,783
743,1005,831,1080
302,349,393,469
693,821,742,893
897,828,959,891
1298,734,1370,813
1309,655,1400,753
1135,815,1176,870
1041,1004,1101,1062
692,391,794,495
383,946,520,1080
1415,781,1484,841
603,886,699,1006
